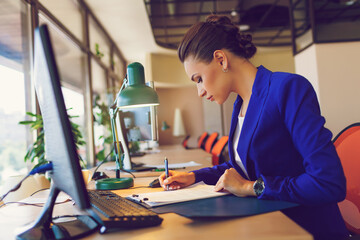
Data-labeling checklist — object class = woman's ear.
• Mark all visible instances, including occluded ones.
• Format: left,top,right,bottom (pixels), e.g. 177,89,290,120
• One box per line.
213,50,228,70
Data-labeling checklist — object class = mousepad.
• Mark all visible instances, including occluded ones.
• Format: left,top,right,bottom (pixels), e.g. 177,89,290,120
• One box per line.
151,195,298,218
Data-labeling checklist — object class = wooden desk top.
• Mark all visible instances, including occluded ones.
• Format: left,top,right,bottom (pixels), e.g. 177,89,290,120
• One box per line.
0,145,313,239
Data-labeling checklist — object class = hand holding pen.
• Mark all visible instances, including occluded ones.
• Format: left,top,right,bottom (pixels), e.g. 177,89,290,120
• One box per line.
158,158,196,190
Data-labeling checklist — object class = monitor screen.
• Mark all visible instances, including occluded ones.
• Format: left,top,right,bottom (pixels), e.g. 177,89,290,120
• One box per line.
33,24,90,210
122,106,152,142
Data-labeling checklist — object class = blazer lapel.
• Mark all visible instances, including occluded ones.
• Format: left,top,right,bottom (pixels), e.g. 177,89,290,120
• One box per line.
228,95,249,179
237,66,271,180
228,96,242,144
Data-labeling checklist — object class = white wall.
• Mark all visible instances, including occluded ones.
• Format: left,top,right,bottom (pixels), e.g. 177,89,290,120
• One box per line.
203,99,224,135
294,45,320,101
146,53,191,87
295,41,360,136
251,47,295,73
145,53,204,146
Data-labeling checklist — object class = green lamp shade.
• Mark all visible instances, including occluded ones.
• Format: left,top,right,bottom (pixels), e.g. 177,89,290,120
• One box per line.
117,62,159,108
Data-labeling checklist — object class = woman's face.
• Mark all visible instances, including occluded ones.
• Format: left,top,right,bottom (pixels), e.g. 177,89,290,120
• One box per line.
184,55,231,105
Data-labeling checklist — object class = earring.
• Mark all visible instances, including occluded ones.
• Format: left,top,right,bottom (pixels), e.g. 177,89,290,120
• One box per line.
222,68,228,73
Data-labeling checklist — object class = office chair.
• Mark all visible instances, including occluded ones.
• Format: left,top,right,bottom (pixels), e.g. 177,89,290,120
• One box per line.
204,132,219,153
197,132,208,150
211,136,229,165
333,123,360,236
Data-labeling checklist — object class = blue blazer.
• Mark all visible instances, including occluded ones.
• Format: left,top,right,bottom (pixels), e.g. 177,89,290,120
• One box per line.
193,66,348,239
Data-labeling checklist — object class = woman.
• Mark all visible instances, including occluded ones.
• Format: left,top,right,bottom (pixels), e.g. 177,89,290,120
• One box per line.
159,15,348,240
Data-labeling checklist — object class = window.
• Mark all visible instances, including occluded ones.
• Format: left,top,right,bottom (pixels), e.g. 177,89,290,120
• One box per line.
0,0,126,187
39,13,89,165
92,58,111,159
89,17,111,67
0,0,32,187
39,0,84,42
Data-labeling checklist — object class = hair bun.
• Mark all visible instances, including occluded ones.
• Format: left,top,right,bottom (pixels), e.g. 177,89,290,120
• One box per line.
236,33,256,58
178,14,257,63
205,15,232,26
237,33,252,45
206,15,239,36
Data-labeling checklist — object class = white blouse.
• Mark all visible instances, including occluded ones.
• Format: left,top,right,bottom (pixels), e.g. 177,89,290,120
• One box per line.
233,110,250,179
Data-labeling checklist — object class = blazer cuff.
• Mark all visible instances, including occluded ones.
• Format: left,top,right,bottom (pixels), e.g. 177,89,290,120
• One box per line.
190,170,205,184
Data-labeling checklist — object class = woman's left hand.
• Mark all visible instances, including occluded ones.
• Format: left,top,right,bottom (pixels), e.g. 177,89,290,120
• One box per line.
214,168,256,197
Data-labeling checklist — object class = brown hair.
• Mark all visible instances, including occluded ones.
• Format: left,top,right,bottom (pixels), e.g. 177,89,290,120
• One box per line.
178,15,257,63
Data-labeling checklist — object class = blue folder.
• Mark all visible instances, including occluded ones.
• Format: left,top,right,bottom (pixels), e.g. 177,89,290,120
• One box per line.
151,195,298,218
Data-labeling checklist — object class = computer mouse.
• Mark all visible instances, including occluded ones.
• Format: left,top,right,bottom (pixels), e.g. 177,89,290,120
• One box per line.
149,178,161,188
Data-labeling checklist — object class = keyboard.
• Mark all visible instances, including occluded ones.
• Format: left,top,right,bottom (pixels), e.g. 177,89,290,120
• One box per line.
88,190,163,233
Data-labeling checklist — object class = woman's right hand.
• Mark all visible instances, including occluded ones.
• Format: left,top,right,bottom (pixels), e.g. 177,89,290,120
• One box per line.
158,170,196,190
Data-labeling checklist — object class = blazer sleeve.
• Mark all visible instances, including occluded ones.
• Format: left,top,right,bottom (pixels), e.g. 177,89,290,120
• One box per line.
258,75,346,205
191,161,232,185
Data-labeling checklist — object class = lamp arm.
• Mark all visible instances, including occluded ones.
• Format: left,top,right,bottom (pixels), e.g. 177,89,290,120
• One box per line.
109,76,132,174
110,77,128,110
110,109,121,178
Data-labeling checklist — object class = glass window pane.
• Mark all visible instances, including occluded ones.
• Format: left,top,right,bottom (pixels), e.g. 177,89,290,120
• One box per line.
91,59,111,161
313,1,360,42
113,54,125,78
0,0,32,187
89,18,111,67
91,59,108,98
39,14,89,166
290,0,313,53
39,0,83,42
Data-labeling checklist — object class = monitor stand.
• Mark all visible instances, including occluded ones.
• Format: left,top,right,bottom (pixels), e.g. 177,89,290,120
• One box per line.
16,184,99,240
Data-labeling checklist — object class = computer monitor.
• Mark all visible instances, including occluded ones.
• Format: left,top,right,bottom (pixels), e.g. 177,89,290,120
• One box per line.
122,107,152,141
16,24,100,239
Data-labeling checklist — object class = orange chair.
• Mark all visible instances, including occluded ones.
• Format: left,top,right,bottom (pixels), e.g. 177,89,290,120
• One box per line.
182,135,191,149
211,136,229,165
197,132,208,149
204,132,219,153
333,123,360,235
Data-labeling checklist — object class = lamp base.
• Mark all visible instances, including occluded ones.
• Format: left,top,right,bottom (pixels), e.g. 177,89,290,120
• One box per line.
95,177,134,190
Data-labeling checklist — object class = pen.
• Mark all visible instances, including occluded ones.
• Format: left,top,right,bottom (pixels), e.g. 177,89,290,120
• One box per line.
164,157,169,190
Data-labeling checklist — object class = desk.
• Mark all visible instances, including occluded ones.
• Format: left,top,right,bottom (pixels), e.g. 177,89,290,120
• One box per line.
0,145,312,239
99,145,213,178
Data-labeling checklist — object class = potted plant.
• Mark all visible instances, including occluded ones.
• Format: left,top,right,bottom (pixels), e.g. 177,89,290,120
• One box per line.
19,110,86,170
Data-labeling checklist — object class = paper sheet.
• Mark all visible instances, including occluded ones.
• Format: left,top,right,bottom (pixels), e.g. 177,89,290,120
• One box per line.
126,182,229,207
105,161,202,171
143,161,202,169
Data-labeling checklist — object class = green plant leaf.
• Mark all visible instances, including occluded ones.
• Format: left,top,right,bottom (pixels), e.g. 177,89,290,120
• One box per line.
19,108,87,170
19,120,36,125
25,112,38,117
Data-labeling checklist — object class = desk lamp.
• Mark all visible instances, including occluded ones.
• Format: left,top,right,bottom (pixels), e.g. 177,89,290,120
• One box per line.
96,62,159,190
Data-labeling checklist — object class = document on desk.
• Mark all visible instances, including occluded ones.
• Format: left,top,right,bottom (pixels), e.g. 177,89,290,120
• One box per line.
127,182,229,208
105,161,202,171
143,161,202,169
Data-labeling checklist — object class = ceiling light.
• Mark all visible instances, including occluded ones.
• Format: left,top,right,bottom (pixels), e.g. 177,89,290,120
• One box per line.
345,0,357,5
239,24,250,31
